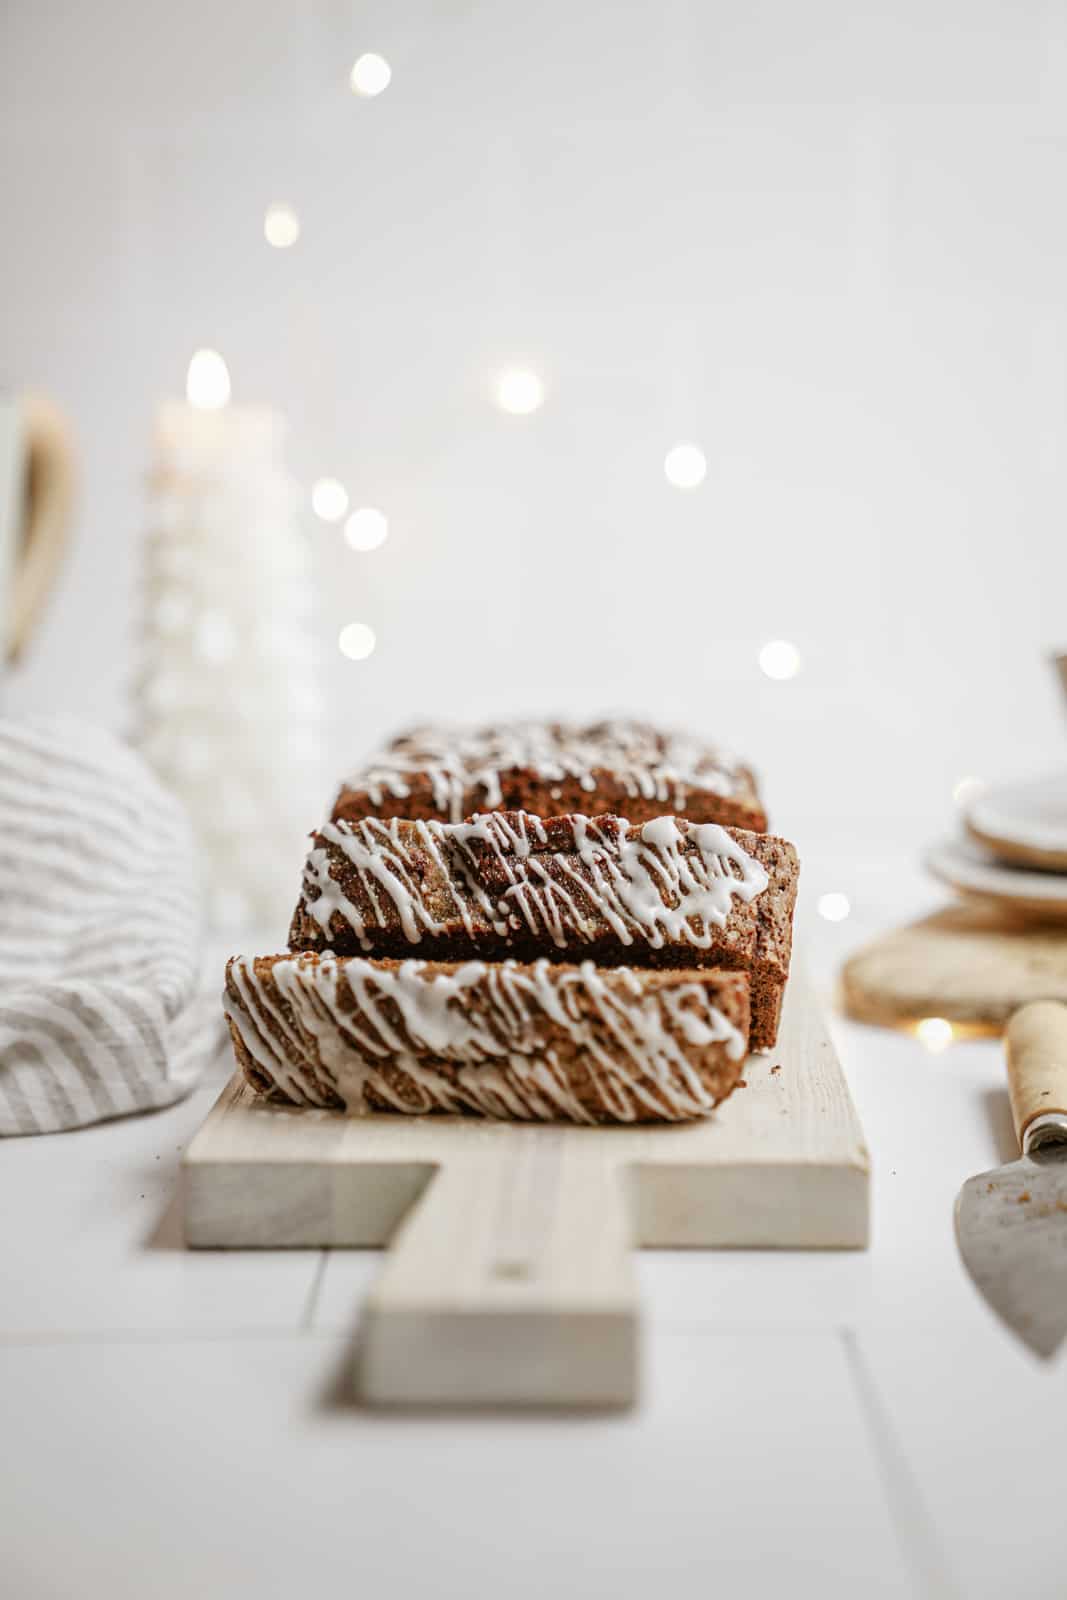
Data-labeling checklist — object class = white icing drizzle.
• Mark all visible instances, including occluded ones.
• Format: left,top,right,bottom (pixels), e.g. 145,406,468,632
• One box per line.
300,812,769,953
226,954,747,1124
301,816,503,950
224,955,322,1105
347,718,748,822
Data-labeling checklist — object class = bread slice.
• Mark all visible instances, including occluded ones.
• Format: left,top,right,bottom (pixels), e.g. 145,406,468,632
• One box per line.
225,952,750,1124
332,718,767,832
288,811,798,1049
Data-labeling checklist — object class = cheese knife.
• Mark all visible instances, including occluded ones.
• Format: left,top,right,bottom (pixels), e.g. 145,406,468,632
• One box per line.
956,1001,1067,1357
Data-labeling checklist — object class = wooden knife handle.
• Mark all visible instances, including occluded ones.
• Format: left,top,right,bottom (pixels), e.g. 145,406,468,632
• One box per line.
1005,1002,1067,1153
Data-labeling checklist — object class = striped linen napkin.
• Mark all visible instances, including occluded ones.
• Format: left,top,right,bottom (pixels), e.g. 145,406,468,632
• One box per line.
0,716,220,1136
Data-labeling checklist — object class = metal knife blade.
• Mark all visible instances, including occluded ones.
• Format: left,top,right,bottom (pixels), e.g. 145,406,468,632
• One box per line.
956,1142,1067,1357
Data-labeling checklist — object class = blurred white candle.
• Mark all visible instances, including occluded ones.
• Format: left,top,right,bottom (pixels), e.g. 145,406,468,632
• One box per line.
138,394,325,935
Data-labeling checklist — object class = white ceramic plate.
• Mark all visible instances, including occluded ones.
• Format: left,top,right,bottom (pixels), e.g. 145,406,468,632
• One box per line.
964,772,1067,871
925,836,1067,922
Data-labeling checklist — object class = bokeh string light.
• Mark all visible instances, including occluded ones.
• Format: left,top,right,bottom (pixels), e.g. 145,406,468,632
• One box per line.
186,350,231,410
344,508,389,552
759,640,802,680
264,204,300,248
663,442,707,489
338,621,377,660
311,478,349,522
917,1017,954,1052
350,52,392,97
495,370,545,415
817,893,851,922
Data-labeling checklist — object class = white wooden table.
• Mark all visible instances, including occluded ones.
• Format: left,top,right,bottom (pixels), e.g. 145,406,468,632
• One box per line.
3,836,1064,1600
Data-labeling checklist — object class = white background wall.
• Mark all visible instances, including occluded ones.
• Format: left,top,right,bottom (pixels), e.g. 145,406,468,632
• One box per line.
3,0,1066,838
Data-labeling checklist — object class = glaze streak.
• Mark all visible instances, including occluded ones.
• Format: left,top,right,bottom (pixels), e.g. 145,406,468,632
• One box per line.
225,953,751,1124
332,718,767,832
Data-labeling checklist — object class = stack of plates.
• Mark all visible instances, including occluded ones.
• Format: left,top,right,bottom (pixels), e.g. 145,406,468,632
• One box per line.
926,774,1067,923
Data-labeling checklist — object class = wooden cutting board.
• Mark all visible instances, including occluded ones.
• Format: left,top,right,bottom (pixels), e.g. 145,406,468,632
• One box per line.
182,965,869,1409
841,903,1067,1033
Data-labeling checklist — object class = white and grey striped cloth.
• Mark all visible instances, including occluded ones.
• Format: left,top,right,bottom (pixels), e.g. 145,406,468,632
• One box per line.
0,717,218,1136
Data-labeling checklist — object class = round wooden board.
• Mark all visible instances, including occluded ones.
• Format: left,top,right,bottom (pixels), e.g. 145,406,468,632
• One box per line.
840,903,1067,1033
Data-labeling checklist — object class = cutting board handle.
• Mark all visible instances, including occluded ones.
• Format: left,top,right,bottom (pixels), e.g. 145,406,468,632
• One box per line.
356,1136,638,1408
1006,1002,1067,1154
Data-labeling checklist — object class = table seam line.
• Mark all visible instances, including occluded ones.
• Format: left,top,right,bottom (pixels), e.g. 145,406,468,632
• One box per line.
839,1324,963,1600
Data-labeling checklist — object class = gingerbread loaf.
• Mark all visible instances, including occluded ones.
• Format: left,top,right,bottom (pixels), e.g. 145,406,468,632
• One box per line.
225,952,751,1124
288,811,798,1049
332,718,767,832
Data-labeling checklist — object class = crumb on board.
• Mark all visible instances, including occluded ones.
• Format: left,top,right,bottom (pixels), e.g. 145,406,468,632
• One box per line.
1018,1190,1032,1203
771,1064,781,1075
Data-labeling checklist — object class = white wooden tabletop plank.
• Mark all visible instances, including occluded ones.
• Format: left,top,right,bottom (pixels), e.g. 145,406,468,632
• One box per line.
0,1327,914,1600
0,1079,322,1339
859,1317,1067,1600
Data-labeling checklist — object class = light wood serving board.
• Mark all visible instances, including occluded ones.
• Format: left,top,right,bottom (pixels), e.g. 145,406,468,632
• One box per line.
182,966,869,1409
841,904,1067,1033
